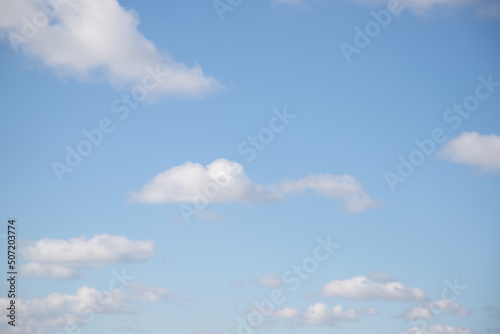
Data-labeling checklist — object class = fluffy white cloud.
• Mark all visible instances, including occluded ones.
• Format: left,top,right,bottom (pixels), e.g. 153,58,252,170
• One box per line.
403,299,469,321
21,234,155,279
0,281,179,334
400,324,475,334
258,274,283,288
273,302,376,325
438,132,500,171
129,158,382,213
321,276,428,302
0,0,221,99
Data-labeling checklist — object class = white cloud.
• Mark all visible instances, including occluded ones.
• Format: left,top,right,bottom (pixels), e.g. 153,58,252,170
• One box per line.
273,302,376,325
20,262,82,280
321,276,428,302
129,158,382,213
400,324,475,334
21,234,155,279
403,299,469,321
0,0,221,99
0,281,179,334
438,132,500,171
258,274,283,288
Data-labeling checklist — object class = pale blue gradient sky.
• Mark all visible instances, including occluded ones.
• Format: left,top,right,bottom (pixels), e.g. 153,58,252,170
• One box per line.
0,1,499,333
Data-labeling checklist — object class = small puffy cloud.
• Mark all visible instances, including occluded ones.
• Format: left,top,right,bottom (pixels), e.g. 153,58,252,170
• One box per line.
258,274,283,288
321,275,428,302
21,234,155,279
400,324,475,334
0,282,180,334
273,302,376,326
404,305,434,321
403,299,469,321
438,132,500,171
0,0,221,99
129,158,382,213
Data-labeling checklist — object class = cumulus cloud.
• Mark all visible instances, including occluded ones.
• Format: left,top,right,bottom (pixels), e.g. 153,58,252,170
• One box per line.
400,324,475,334
438,132,500,171
21,234,155,279
403,299,470,321
0,281,180,334
129,158,382,213
321,275,428,302
273,302,376,326
0,0,221,99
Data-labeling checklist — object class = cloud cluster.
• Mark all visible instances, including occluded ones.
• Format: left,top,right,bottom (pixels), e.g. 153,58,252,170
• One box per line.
273,302,376,325
321,275,428,302
0,0,221,98
403,299,469,320
21,234,155,279
130,158,382,213
0,281,179,334
438,132,500,172
400,324,475,334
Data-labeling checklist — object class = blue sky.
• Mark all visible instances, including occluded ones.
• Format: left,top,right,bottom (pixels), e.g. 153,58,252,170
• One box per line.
0,0,499,333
